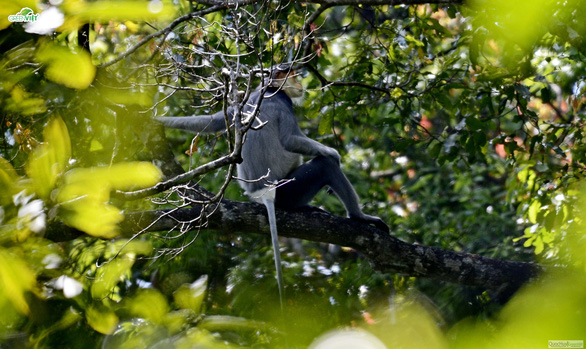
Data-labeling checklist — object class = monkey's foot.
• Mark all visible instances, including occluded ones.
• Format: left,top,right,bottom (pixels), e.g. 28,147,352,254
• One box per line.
351,214,389,233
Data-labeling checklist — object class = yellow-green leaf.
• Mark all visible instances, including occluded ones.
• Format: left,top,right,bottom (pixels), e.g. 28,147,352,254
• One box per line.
60,198,123,238
128,289,169,324
60,0,176,30
173,275,207,314
36,42,95,89
86,305,119,335
0,249,36,314
91,256,134,298
26,117,71,199
103,162,162,190
527,200,541,224
62,162,162,192
43,116,71,170
57,162,160,237
0,157,18,205
318,113,333,135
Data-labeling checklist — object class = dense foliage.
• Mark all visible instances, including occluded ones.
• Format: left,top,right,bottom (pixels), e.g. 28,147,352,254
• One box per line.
1,0,586,347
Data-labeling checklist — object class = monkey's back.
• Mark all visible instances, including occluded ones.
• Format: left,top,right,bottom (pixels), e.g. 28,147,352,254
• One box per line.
237,90,303,195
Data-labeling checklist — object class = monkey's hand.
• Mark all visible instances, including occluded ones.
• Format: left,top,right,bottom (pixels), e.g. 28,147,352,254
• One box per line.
321,147,341,164
351,213,389,232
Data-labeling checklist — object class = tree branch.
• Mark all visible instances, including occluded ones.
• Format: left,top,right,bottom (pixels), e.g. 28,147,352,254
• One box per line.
98,0,462,69
45,197,543,295
98,5,225,68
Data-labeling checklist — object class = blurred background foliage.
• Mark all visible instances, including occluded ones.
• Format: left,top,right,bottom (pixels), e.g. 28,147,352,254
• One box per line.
0,0,586,347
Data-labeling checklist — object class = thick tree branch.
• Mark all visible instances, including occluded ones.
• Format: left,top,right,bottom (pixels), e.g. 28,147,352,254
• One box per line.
46,197,543,295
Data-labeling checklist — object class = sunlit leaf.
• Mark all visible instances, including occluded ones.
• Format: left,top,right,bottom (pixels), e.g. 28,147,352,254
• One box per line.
57,162,161,237
6,85,47,115
127,289,169,324
26,117,71,200
0,249,36,314
62,162,162,192
57,177,110,203
528,200,541,224
60,198,123,238
103,162,163,190
174,327,242,348
173,275,207,314
86,304,119,335
60,0,176,31
91,256,134,299
0,157,18,206
36,41,95,89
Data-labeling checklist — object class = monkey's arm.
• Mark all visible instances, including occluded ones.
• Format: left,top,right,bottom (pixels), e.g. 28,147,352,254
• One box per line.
282,134,341,162
278,118,340,162
156,109,232,134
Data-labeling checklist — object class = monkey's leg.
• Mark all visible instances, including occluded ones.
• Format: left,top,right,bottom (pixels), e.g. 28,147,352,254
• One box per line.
276,156,389,232
275,156,331,208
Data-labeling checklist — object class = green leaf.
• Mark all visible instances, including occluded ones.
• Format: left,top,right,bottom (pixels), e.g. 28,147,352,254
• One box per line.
62,162,162,192
36,42,96,89
128,289,169,324
472,131,487,148
59,198,123,239
427,140,442,159
0,157,18,206
91,256,134,299
528,200,541,224
86,305,119,335
318,112,334,135
57,162,161,237
59,0,176,31
465,117,484,131
0,249,36,314
173,275,208,314
26,117,71,200
533,235,544,254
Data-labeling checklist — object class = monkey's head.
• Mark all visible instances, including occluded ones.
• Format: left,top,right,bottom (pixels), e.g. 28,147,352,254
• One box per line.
268,64,304,99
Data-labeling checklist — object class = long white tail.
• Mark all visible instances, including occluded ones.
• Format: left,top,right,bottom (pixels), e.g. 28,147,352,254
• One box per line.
261,196,284,309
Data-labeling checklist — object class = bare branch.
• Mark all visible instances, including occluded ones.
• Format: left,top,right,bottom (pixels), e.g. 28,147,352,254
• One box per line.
113,152,241,200
98,5,225,68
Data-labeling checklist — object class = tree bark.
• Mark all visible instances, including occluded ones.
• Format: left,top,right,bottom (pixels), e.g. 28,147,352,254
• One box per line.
46,196,543,295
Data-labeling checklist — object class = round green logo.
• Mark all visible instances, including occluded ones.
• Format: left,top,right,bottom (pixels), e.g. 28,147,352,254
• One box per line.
19,8,33,16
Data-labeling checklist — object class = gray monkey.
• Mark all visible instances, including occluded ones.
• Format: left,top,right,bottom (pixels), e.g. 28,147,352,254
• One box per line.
157,65,389,304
